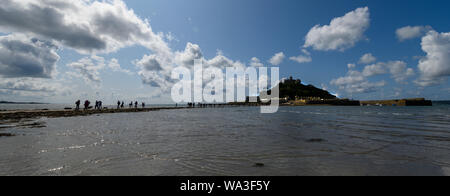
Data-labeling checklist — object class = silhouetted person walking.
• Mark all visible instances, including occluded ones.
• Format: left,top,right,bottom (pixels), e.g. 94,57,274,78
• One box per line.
121,101,124,108
142,102,145,108
117,101,121,109
135,101,138,108
75,100,81,110
84,100,90,110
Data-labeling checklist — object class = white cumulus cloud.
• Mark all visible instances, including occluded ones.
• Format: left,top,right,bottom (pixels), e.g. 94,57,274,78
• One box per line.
304,7,370,51
0,0,171,55
0,77,71,97
347,63,356,69
0,0,174,99
332,59,415,95
362,61,415,83
249,57,264,67
0,34,59,78
331,70,386,94
290,55,312,64
269,52,285,66
290,49,312,64
108,58,132,75
362,63,387,77
359,53,376,64
136,42,249,93
396,26,432,41
67,55,106,85
416,30,450,86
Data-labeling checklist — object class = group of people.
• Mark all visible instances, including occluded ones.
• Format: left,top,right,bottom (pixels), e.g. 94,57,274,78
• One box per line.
117,101,145,109
187,102,221,108
117,101,146,109
75,100,93,110
75,100,146,111
95,101,103,110
187,103,208,108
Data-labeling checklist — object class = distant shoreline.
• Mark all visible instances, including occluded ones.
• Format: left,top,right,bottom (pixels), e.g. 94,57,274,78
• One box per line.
0,101,47,105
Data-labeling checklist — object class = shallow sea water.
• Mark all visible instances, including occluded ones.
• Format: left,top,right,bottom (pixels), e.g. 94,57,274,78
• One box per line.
1,106,449,176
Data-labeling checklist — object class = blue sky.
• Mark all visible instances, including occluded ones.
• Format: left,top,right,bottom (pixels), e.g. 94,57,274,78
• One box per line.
0,0,449,104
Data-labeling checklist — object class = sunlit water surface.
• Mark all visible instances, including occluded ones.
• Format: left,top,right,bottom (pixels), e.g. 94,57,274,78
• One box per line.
1,106,450,176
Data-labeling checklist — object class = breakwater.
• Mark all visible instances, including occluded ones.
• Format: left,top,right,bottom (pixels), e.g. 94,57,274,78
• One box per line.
360,98,433,106
0,98,434,122
0,107,188,121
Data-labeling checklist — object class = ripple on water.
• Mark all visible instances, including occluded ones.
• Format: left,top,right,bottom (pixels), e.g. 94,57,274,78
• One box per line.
1,106,450,176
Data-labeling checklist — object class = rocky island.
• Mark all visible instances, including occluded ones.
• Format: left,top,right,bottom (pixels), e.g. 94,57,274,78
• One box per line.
240,77,432,107
261,77,360,106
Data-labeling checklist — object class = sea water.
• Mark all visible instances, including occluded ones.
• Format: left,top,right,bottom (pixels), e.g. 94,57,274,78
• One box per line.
0,106,449,176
